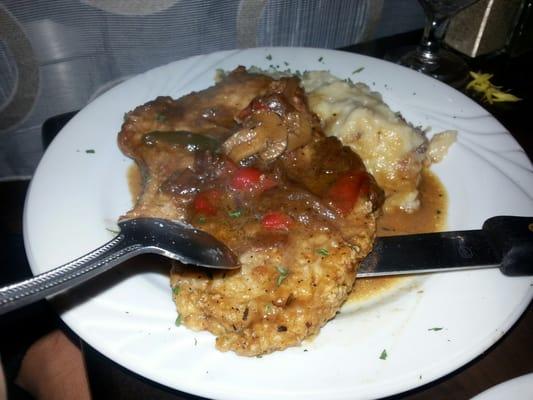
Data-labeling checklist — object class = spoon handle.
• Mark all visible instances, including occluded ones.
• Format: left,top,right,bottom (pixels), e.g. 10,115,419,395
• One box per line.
0,234,143,315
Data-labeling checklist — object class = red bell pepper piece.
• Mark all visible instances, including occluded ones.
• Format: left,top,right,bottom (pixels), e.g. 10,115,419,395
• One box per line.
261,212,293,231
230,167,277,192
193,189,221,215
327,171,368,214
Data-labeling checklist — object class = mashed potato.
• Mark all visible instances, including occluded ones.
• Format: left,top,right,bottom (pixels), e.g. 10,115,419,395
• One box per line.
301,71,455,213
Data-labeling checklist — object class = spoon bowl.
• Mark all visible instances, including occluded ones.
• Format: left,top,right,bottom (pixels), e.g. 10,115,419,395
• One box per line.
0,218,239,315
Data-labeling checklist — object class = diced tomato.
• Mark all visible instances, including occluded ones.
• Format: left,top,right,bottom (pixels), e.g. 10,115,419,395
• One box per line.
192,189,221,215
230,167,277,192
326,171,368,214
261,212,293,231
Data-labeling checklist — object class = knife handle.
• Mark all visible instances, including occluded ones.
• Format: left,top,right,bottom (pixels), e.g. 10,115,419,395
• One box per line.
483,216,533,276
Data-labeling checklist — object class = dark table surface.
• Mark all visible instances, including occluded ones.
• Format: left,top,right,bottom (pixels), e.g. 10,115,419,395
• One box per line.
1,30,532,399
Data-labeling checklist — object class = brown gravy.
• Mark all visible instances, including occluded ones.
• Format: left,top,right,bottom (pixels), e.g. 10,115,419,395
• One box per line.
348,168,448,302
128,165,142,203
127,165,448,302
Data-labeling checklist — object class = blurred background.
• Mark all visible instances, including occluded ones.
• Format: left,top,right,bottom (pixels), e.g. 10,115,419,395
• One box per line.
0,0,425,180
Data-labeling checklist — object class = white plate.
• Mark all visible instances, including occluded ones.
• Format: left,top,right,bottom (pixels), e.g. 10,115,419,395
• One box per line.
23,48,533,400
471,373,533,400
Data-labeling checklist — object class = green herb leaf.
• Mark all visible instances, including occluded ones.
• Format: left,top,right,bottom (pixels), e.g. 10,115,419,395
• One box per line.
228,209,242,218
266,54,272,61
317,248,329,256
172,285,181,295
175,314,182,326
155,113,166,122
85,149,95,154
318,56,324,62
428,327,443,331
276,265,289,287
198,216,207,224
284,61,289,66
352,67,365,74
379,349,388,360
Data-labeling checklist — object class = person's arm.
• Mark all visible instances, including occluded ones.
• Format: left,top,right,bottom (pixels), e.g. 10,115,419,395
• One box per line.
15,330,90,400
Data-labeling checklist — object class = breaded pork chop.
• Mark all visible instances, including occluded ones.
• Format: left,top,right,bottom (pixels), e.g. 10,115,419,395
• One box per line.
118,68,383,356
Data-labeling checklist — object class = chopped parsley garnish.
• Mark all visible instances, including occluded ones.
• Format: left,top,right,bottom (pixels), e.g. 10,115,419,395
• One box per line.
428,327,443,331
228,209,242,218
266,54,272,60
284,61,289,66
155,113,166,122
318,56,324,62
352,67,364,74
317,248,329,256
175,314,182,326
198,216,207,224
379,349,388,360
172,285,181,295
276,265,289,286
85,149,95,154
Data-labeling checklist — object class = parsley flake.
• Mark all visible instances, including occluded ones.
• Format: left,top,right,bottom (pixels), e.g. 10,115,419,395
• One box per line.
428,327,443,331
172,285,181,295
317,248,329,256
228,209,242,218
379,349,388,360
85,149,95,154
266,54,272,61
318,56,324,62
198,216,207,224
352,67,364,74
175,314,182,326
276,265,289,286
155,113,166,122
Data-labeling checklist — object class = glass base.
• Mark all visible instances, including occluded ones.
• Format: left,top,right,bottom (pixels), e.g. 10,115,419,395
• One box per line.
398,48,470,88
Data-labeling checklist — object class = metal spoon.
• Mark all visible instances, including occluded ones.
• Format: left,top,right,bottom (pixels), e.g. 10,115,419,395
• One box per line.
0,218,239,315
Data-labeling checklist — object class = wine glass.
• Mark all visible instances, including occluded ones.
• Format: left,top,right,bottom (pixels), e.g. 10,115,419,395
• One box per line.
398,0,481,87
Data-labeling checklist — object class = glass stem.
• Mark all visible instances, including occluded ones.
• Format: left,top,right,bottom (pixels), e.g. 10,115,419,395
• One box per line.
417,14,449,63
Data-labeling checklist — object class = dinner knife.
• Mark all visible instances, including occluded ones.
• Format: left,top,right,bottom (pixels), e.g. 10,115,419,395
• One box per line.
358,215,533,277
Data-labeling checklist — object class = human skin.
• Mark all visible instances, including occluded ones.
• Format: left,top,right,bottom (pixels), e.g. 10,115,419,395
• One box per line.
15,330,90,400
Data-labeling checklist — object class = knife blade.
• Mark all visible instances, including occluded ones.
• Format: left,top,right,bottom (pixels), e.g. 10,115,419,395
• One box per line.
357,216,533,277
